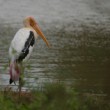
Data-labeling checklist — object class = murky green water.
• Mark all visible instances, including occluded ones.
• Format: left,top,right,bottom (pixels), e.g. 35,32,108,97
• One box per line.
0,23,110,101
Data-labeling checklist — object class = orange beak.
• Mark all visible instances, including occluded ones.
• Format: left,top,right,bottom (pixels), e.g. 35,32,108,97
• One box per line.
33,23,50,48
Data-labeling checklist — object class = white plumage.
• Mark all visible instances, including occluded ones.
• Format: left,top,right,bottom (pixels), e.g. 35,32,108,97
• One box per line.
9,28,37,62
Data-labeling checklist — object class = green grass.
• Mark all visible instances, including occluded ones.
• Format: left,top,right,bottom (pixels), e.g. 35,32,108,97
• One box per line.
0,83,110,110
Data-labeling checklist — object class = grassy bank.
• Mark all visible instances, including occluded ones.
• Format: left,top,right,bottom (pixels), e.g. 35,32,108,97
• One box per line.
0,83,110,110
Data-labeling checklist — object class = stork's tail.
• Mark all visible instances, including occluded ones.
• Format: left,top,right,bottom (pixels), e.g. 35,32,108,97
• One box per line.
9,61,20,84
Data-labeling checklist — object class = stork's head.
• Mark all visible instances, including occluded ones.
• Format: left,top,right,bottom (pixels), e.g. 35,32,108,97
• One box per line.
23,16,50,47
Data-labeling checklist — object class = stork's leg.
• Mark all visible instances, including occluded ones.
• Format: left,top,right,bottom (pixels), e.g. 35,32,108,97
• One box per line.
19,77,22,98
18,63,25,97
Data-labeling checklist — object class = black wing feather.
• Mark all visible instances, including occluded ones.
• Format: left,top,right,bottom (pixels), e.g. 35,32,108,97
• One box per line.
16,31,35,62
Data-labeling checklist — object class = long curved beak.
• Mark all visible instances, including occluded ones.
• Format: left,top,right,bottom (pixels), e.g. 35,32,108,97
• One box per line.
33,24,50,48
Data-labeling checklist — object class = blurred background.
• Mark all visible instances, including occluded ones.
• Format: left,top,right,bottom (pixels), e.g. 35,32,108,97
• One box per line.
0,0,110,109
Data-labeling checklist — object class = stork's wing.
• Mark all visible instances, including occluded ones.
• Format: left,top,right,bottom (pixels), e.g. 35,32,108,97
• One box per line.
16,31,35,62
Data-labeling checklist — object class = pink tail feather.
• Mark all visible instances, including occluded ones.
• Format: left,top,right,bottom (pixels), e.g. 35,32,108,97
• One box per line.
9,61,20,83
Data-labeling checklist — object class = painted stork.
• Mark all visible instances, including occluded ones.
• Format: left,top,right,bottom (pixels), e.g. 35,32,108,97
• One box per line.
9,16,50,89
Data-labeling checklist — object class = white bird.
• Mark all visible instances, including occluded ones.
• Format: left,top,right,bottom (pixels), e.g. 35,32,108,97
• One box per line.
9,16,50,85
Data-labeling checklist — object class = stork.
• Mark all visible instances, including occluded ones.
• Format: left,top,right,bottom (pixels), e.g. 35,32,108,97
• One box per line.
9,16,50,93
